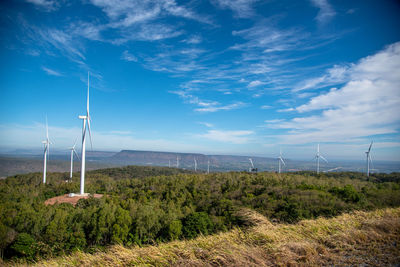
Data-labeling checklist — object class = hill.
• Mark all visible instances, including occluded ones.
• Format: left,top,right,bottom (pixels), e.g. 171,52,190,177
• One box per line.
0,167,399,264
12,207,400,266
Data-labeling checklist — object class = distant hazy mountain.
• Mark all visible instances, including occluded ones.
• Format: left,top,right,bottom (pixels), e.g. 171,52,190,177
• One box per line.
1,149,399,177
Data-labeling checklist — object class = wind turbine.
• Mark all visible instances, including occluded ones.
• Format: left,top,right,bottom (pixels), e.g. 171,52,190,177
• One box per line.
277,149,285,174
68,137,80,182
249,158,257,173
365,141,373,177
194,157,197,172
42,116,52,184
314,143,328,174
168,159,171,168
78,72,93,195
207,159,210,174
176,155,179,168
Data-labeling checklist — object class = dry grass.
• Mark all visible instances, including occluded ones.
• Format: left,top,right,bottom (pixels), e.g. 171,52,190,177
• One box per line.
8,207,400,267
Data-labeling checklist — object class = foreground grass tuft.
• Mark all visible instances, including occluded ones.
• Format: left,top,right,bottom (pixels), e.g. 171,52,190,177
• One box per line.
10,207,400,266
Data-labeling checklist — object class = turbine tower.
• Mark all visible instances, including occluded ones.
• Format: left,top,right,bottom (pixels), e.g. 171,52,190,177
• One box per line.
314,144,328,174
194,157,197,172
42,116,52,184
78,72,93,195
207,159,210,174
176,155,179,168
69,137,80,182
365,141,373,177
277,149,285,174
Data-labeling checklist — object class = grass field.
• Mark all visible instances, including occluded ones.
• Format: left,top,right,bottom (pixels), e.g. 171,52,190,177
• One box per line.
9,207,399,266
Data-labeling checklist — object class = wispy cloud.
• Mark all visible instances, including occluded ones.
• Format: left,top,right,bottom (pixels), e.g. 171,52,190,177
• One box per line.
195,102,246,113
42,66,62,76
293,64,350,92
212,0,259,18
25,0,58,11
170,90,246,113
91,0,211,27
247,80,264,88
198,129,254,144
121,50,138,62
310,0,336,25
198,122,214,128
272,42,400,144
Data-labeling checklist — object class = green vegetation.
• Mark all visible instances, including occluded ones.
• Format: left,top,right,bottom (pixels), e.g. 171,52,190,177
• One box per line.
0,166,399,263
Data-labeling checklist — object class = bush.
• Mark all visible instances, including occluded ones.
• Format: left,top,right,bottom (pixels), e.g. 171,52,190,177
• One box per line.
183,212,213,239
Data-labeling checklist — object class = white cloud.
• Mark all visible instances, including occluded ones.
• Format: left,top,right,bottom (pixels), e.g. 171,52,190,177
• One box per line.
294,64,350,92
247,80,264,88
260,105,272,109
310,0,336,25
198,122,214,128
26,0,58,11
213,0,258,18
182,35,202,44
121,50,138,62
170,90,246,113
91,0,210,27
198,129,253,144
42,66,62,76
195,102,246,113
275,42,400,144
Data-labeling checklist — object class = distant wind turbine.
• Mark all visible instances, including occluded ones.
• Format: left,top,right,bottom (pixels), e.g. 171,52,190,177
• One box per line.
366,141,373,177
207,159,210,174
69,137,80,182
277,149,285,174
42,116,52,184
78,72,93,195
194,157,197,172
314,144,328,174
249,158,257,173
168,159,171,168
176,155,179,168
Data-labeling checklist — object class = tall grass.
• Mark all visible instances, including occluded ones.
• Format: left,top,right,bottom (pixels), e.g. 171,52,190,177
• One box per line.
11,207,400,266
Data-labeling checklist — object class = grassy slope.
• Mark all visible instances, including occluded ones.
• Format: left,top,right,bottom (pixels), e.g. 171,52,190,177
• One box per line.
16,207,400,267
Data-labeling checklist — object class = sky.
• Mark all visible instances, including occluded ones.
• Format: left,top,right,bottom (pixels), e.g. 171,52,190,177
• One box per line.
0,0,400,161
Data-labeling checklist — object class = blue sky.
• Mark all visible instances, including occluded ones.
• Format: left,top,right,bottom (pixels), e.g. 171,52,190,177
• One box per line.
0,0,400,161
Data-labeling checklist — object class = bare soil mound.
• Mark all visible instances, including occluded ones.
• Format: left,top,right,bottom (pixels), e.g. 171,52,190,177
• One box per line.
44,194,103,206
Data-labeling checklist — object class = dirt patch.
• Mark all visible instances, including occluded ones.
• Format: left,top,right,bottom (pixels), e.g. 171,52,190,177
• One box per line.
44,194,103,206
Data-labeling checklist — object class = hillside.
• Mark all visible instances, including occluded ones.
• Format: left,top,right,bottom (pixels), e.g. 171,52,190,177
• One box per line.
15,207,400,266
0,167,399,265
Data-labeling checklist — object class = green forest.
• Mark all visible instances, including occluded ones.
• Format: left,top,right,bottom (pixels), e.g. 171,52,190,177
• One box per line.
1,165,399,262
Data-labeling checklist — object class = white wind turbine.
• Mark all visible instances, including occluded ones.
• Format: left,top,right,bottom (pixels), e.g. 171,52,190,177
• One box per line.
42,116,52,184
176,155,179,168
249,158,256,173
68,137,80,181
365,141,373,177
194,157,197,172
277,149,285,174
207,159,210,174
314,143,328,174
78,72,93,195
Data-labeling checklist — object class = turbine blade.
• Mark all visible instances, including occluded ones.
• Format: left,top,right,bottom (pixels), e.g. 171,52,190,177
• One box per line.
280,158,286,166
73,149,80,161
87,118,93,151
46,115,49,139
320,155,328,163
368,141,373,152
87,72,90,114
73,136,78,148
